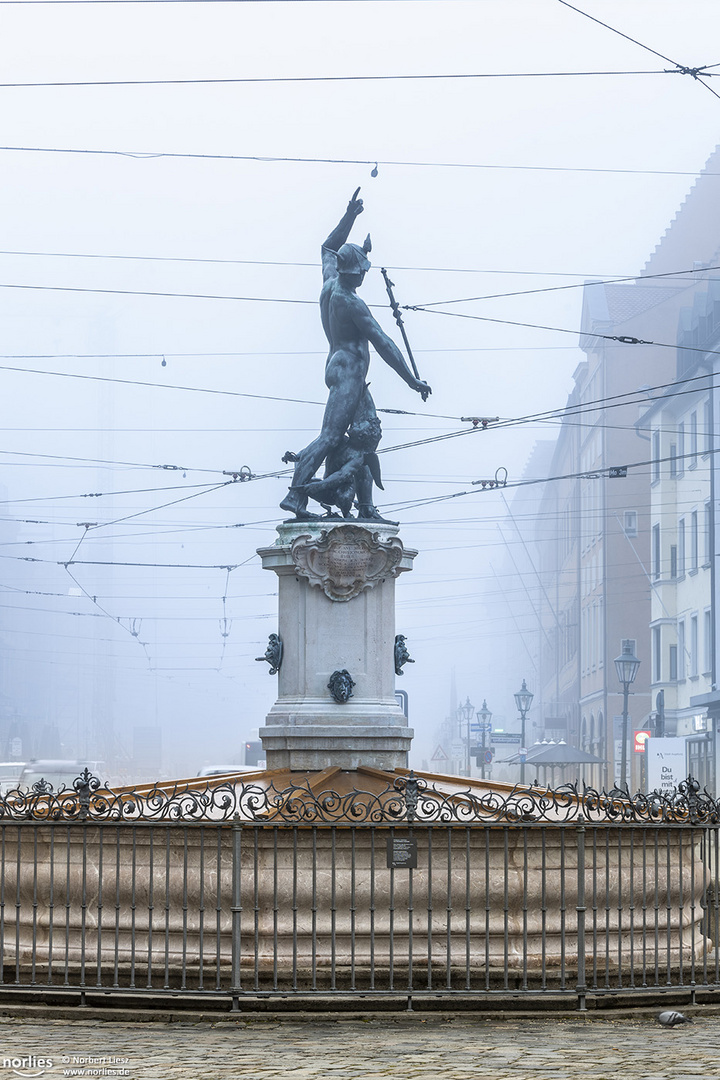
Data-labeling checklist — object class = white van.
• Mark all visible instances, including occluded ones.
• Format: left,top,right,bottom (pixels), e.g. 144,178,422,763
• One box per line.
18,760,107,792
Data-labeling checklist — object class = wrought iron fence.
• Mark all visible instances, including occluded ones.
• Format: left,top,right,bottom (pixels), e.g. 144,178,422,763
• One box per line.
0,770,717,1011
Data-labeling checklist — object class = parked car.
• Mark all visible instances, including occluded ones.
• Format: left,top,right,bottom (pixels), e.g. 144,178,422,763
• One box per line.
0,762,25,795
196,765,262,778
18,760,108,792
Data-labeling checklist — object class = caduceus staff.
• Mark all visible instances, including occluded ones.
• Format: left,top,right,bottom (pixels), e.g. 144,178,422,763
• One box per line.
380,267,428,400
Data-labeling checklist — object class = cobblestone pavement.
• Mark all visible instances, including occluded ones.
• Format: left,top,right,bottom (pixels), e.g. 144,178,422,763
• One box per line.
0,1012,717,1080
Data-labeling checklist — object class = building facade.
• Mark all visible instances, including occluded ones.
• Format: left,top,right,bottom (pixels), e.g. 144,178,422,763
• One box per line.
525,144,720,791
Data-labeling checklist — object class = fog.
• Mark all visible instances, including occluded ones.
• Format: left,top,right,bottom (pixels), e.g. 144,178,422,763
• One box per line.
0,0,718,779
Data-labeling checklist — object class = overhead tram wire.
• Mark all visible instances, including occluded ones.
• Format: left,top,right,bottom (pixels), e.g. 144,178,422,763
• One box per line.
0,69,670,88
406,304,720,378
0,363,461,422
387,444,720,517
3,250,718,304
0,363,716,486
1,145,719,178
409,262,720,308
555,0,720,102
2,247,713,281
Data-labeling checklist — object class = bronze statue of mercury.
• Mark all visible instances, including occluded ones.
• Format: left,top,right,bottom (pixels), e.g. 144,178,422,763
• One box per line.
280,189,431,522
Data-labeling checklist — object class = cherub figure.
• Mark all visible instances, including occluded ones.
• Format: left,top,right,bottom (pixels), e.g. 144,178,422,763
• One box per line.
289,408,397,525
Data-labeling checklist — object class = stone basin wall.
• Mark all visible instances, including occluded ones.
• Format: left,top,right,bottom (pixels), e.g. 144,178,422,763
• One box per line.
0,821,711,990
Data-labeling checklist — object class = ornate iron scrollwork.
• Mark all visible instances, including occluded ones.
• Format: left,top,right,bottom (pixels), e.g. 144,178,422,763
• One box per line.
0,770,716,826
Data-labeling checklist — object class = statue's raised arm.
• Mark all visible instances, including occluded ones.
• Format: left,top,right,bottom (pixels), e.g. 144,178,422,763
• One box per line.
321,188,367,282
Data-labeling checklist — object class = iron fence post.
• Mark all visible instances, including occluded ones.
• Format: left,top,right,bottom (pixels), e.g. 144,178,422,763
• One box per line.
576,813,587,1011
230,816,242,1011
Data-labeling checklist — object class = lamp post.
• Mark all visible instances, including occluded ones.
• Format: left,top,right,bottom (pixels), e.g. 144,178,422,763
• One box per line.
458,696,474,777
614,639,641,790
477,699,492,780
514,679,534,785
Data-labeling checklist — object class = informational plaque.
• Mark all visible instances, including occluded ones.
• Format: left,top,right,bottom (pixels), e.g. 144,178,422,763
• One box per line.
291,525,405,601
386,836,417,869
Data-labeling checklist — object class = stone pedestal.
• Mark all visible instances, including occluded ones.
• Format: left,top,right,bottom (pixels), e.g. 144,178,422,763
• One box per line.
257,522,416,770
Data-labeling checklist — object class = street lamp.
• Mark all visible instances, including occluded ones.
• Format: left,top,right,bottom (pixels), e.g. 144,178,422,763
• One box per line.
458,696,474,777
514,679,534,785
614,639,641,790
477,699,492,780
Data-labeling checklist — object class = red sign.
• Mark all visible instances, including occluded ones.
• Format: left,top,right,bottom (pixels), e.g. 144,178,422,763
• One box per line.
634,730,651,753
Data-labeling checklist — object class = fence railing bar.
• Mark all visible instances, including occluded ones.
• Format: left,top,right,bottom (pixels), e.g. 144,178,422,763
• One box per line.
426,829,433,991
370,828,376,992
293,825,299,993
445,828,452,991
591,829,598,991
311,826,317,993
559,829,566,991
464,827,471,993
129,826,137,990
666,834,673,987
31,827,38,986
64,826,71,989
484,828,490,992
388,826,395,993
147,827,155,990
273,826,279,992
407,825,415,1008
230,818,242,1011
96,828,103,989
197,826,205,993
628,827,635,989
653,828,660,988
576,815,586,1012
503,827,509,992
163,829,171,991
215,828,223,993
47,828,54,987
330,826,337,993
112,827,120,989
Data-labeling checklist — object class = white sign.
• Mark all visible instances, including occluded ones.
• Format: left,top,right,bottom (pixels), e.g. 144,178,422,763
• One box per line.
646,738,687,795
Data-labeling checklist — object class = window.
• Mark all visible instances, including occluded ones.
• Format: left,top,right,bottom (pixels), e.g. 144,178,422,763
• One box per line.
598,595,604,668
678,518,686,576
691,510,699,572
705,502,712,565
677,421,685,476
623,510,638,537
652,626,662,682
652,523,661,580
691,614,699,677
678,620,686,679
690,411,698,467
669,644,678,682
652,429,661,483
670,443,678,477
704,399,712,455
670,545,678,579
705,609,713,674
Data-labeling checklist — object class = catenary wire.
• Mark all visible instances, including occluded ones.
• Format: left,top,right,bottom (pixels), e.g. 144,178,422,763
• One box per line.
1,145,718,178
0,69,671,88
2,250,716,306
555,0,720,101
